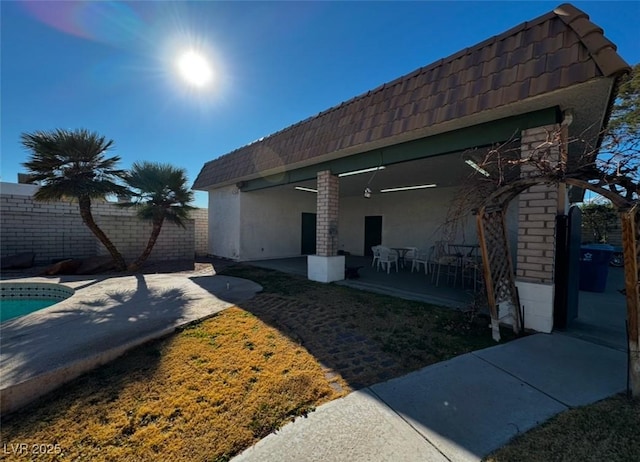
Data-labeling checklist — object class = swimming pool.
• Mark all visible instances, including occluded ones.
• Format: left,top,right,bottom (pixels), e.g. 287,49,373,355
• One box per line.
0,282,74,322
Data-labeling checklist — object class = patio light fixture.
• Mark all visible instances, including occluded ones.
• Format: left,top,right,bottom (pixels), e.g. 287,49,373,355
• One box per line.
380,184,437,193
338,166,386,177
294,186,318,193
464,159,490,177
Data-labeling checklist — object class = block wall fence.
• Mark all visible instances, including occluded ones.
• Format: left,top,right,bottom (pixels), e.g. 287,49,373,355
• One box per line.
1,191,209,264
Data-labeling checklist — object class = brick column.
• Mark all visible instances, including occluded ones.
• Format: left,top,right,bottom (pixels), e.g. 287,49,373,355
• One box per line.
514,124,562,333
316,170,339,256
516,125,560,284
308,170,344,283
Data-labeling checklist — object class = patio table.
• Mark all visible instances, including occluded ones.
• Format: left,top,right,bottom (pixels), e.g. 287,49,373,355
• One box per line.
391,247,413,269
449,244,479,258
449,244,481,290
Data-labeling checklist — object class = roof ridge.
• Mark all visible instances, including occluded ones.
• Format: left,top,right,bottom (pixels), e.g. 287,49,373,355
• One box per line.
553,3,630,77
217,5,583,149
193,3,629,190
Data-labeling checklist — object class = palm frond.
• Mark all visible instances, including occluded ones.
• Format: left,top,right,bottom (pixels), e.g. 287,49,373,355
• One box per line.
123,161,195,228
21,128,128,201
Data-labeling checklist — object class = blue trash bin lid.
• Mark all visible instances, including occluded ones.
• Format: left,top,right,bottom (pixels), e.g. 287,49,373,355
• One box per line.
581,244,614,251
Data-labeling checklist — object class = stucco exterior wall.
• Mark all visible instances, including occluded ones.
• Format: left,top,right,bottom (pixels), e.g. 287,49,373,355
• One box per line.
207,185,241,259
240,188,316,260
206,184,479,261
339,186,477,256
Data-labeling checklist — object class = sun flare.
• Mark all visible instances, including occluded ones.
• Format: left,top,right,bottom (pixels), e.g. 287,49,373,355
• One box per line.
176,50,213,87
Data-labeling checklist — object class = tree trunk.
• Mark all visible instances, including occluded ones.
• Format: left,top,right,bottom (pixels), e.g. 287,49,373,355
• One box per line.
78,197,127,271
128,216,165,272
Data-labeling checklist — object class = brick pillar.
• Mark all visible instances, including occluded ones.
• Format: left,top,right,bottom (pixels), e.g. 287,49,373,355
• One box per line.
514,124,563,333
316,170,339,256
516,125,560,284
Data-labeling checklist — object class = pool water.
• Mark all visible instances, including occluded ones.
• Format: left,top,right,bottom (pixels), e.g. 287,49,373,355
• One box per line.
0,282,74,322
1,299,61,323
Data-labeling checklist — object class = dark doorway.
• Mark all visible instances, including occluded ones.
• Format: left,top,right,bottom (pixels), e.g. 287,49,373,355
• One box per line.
554,205,582,329
364,216,382,256
301,213,316,255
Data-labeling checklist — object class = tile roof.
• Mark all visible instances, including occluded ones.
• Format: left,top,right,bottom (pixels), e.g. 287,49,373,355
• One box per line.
193,3,630,190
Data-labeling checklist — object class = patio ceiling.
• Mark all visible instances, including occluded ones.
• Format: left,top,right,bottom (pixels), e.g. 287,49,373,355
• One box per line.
270,150,481,198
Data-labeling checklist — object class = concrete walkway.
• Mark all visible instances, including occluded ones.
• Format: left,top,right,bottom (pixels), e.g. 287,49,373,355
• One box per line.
233,334,627,462
0,273,262,414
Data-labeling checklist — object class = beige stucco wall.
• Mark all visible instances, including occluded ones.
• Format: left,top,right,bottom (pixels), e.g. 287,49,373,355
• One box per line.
207,185,241,259
240,188,316,260
206,183,480,261
339,185,477,256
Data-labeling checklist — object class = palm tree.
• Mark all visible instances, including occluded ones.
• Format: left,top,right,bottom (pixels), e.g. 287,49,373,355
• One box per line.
121,161,195,272
21,129,129,271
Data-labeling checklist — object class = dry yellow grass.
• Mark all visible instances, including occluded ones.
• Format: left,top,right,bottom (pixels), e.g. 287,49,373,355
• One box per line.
1,307,346,461
485,394,640,462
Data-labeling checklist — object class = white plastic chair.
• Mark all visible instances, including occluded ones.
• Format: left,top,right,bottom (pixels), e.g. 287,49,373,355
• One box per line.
403,247,418,268
371,245,382,269
411,248,429,274
378,247,399,274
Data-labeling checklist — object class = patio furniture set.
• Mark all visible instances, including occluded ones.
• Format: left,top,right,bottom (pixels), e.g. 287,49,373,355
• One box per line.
371,242,483,291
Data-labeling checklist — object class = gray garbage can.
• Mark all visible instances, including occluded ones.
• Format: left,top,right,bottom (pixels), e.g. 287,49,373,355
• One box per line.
579,244,614,292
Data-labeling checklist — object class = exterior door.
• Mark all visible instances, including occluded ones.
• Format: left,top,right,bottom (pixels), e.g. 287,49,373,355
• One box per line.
565,205,582,323
554,205,581,329
364,216,382,256
301,213,316,255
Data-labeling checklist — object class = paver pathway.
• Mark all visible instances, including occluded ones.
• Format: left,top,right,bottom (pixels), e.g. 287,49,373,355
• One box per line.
238,293,405,391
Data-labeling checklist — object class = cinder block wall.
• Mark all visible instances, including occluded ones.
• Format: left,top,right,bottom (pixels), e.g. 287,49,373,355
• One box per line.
1,194,97,262
95,215,195,261
1,190,208,264
190,208,209,256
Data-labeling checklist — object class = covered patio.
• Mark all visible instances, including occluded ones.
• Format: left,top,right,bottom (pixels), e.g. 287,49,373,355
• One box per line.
242,255,628,352
194,4,629,338
250,255,486,310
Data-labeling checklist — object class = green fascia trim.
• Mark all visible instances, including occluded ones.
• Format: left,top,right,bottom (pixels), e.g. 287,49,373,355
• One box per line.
242,107,560,192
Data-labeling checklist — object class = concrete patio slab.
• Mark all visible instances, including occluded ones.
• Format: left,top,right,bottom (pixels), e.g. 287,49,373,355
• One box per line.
474,333,627,407
371,352,567,462
233,388,448,462
0,273,262,414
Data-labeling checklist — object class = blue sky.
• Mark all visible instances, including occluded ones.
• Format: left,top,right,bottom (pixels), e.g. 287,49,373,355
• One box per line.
2,1,638,208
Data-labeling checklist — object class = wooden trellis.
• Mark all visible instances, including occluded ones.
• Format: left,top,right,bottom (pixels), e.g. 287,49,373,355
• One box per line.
475,176,640,396
476,206,521,341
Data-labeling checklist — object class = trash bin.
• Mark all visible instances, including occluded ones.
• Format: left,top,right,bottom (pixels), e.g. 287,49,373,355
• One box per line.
579,244,614,292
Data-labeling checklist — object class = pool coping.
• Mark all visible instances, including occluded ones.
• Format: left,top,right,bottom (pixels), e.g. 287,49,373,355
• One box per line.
1,282,75,322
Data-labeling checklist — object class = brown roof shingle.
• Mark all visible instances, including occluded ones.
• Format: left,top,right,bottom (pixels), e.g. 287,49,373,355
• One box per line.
194,3,630,190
